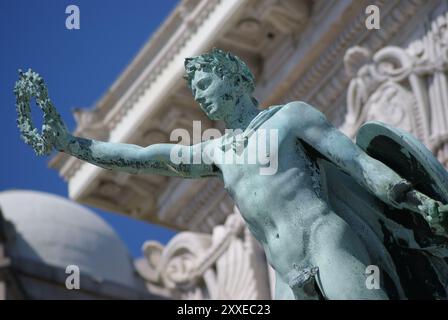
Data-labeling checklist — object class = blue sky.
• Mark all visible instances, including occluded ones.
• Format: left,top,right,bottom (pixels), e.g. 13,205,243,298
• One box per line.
0,0,180,257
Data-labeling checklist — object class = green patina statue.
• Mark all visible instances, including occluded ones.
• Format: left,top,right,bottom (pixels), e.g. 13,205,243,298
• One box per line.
15,49,448,299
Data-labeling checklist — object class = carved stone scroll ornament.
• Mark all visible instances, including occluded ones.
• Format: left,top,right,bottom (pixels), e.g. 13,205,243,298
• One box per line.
341,12,448,167
139,210,270,299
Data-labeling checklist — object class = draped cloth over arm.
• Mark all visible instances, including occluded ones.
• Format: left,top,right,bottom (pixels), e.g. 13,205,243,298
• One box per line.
302,120,448,299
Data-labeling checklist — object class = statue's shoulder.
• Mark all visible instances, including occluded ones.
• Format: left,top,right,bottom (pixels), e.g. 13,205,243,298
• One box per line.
278,100,325,122
280,100,317,113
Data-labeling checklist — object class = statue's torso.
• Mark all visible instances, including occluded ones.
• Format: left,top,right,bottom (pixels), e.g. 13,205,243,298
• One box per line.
207,106,331,278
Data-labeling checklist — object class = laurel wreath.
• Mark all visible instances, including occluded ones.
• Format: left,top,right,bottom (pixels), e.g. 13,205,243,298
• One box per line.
14,69,58,156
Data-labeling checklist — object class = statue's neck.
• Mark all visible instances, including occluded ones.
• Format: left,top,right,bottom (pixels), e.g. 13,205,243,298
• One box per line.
224,95,260,130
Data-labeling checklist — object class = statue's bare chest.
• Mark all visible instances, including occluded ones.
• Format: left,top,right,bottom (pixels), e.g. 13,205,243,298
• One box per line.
209,114,322,217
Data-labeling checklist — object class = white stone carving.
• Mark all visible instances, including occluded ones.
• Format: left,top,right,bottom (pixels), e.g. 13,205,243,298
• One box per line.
342,11,448,167
138,209,271,299
275,0,428,121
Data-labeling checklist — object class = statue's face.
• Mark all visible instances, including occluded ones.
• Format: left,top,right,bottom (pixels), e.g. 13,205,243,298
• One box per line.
191,70,239,120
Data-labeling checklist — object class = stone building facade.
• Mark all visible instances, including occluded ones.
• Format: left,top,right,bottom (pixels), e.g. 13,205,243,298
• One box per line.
50,0,448,299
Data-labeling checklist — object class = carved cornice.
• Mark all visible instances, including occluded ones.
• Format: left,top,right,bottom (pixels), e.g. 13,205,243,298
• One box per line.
154,178,233,232
263,0,430,122
104,0,220,132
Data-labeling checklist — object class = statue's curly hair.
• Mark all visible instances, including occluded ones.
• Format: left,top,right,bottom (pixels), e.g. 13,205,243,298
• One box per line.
184,48,255,95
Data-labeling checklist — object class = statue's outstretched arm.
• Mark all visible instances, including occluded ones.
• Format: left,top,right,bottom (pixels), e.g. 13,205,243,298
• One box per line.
287,101,445,226
15,69,218,179
62,136,218,178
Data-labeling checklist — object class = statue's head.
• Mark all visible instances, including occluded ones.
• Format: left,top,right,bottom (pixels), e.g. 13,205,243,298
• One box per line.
184,48,255,120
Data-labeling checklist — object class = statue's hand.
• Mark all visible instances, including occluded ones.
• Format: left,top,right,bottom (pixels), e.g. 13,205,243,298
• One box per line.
47,117,71,152
421,199,448,236
45,110,71,152
388,181,448,236
403,189,448,235
15,69,71,155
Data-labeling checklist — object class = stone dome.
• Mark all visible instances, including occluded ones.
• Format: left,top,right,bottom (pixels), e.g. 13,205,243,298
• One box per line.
0,190,137,287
